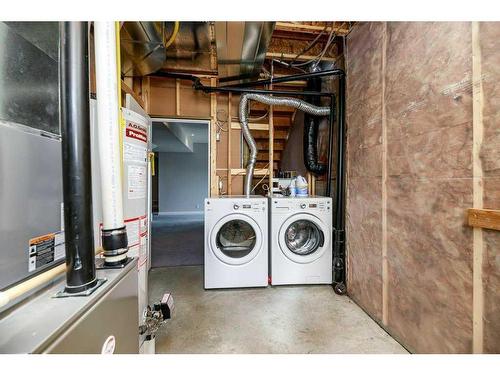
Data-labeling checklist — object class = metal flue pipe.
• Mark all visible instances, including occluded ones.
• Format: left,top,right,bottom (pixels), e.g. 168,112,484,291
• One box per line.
239,94,330,196
59,22,98,293
94,22,128,265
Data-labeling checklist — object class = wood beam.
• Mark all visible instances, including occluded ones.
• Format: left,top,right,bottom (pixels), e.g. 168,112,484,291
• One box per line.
121,80,145,110
250,102,297,113
175,79,181,117
266,51,337,63
227,92,232,195
256,141,284,151
231,122,269,131
274,22,350,36
210,77,218,197
468,209,500,231
252,130,288,139
269,102,274,183
257,151,280,161
231,168,269,176
155,69,218,79
140,77,151,113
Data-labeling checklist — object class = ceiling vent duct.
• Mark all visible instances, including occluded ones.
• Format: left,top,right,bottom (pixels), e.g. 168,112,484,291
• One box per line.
215,22,275,84
121,22,216,77
120,22,166,77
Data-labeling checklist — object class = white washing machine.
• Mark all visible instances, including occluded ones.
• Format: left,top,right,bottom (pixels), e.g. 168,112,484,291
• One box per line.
204,196,268,289
270,196,332,285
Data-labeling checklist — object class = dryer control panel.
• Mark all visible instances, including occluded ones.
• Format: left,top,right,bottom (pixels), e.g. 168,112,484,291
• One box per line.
272,198,331,213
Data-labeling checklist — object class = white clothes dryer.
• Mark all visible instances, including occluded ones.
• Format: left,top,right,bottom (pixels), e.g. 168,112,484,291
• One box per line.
269,196,332,285
204,196,268,289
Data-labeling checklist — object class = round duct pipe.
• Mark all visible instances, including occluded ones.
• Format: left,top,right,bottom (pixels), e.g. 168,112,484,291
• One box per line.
239,94,330,196
303,76,328,175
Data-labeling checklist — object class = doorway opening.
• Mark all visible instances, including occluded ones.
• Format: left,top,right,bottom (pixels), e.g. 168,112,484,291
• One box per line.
150,118,209,267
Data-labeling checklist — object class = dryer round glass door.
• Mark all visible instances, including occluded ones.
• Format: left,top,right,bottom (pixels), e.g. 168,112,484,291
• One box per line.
285,220,323,255
278,213,330,264
210,213,262,265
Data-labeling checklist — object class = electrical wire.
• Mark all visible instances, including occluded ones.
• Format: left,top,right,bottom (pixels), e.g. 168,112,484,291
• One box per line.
250,163,270,193
162,21,179,49
289,23,329,65
271,58,307,73
229,106,270,122
216,109,229,132
290,22,337,68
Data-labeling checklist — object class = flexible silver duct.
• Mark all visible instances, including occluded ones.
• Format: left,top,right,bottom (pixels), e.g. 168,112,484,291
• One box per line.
239,93,331,196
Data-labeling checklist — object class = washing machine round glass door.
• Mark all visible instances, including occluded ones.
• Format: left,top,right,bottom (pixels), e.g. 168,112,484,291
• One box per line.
210,213,263,265
278,213,330,264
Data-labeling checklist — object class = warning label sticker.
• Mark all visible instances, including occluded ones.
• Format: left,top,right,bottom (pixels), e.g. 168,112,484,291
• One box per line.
124,142,147,164
125,218,140,248
128,165,147,200
28,231,65,272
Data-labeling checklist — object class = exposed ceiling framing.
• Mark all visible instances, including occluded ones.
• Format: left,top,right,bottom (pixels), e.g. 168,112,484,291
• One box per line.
142,21,354,173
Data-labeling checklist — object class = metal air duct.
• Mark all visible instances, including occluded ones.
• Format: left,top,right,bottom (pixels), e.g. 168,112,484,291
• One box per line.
239,94,330,196
120,22,166,77
216,22,275,84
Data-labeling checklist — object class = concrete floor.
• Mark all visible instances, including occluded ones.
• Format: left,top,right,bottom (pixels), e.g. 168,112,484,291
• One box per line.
149,266,408,354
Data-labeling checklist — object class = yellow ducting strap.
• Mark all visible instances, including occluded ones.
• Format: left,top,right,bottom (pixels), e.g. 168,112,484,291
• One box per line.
149,152,155,176
116,21,125,177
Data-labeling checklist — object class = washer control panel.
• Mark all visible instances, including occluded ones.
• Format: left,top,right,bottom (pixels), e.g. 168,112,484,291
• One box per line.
232,202,265,212
205,198,267,213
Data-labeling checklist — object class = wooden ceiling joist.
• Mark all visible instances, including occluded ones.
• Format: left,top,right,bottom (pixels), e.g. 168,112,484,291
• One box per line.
252,130,288,140
231,168,268,176
274,22,350,36
256,141,285,151
121,80,145,109
231,122,269,131
257,151,281,161
265,51,337,63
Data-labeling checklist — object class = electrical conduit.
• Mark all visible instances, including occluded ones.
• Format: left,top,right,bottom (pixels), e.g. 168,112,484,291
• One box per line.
94,22,128,264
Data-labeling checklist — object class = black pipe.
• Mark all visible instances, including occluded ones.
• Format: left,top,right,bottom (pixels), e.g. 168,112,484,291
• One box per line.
332,74,346,294
150,71,333,98
218,72,260,83
303,76,328,176
59,22,97,293
221,68,345,88
325,95,335,197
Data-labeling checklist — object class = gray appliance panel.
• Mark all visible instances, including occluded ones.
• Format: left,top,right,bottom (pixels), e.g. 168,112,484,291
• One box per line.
0,260,139,354
0,22,60,135
44,265,139,354
0,123,63,290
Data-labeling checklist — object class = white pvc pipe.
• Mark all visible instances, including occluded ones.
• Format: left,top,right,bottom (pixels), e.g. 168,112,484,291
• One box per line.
94,22,125,231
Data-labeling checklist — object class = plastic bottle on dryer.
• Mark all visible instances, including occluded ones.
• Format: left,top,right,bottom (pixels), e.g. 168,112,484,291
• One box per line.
289,178,296,197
